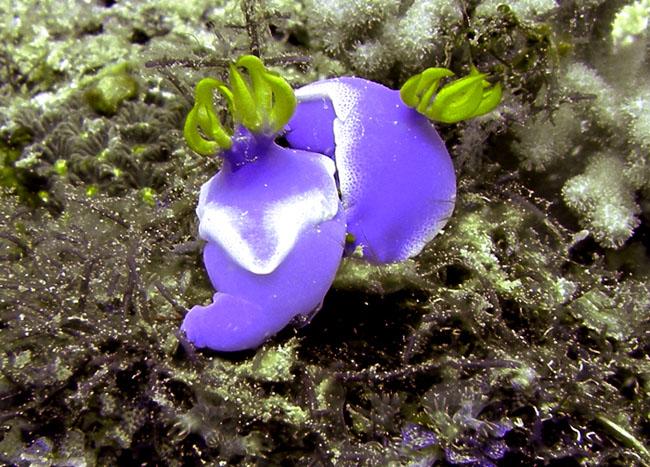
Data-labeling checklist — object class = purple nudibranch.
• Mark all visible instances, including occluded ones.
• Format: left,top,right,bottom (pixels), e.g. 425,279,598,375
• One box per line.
181,74,456,352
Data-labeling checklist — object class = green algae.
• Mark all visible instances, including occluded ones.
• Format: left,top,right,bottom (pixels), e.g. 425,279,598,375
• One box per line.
84,64,139,116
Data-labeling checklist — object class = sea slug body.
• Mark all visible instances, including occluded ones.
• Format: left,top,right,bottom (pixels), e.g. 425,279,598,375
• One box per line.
181,127,346,351
286,77,456,263
179,56,500,351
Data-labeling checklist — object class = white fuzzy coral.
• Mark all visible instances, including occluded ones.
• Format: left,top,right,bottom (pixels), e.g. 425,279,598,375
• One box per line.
304,0,462,72
305,0,400,53
512,103,581,171
383,0,462,63
562,62,623,128
348,39,389,77
623,88,650,149
475,0,558,20
562,154,640,248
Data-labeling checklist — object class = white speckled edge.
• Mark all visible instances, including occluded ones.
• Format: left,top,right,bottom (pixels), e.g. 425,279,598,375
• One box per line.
296,80,365,210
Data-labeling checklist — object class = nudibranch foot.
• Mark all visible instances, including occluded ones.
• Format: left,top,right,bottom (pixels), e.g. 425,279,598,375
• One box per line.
182,208,346,351
181,293,266,351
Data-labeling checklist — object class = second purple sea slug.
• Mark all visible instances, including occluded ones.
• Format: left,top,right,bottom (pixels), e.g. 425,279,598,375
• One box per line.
286,77,456,263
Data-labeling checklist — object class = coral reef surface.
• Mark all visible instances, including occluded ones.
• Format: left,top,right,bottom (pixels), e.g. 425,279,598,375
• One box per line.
0,0,648,465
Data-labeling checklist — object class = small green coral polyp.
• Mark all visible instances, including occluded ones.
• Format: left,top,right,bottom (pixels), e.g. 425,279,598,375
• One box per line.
84,64,138,116
183,55,297,155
